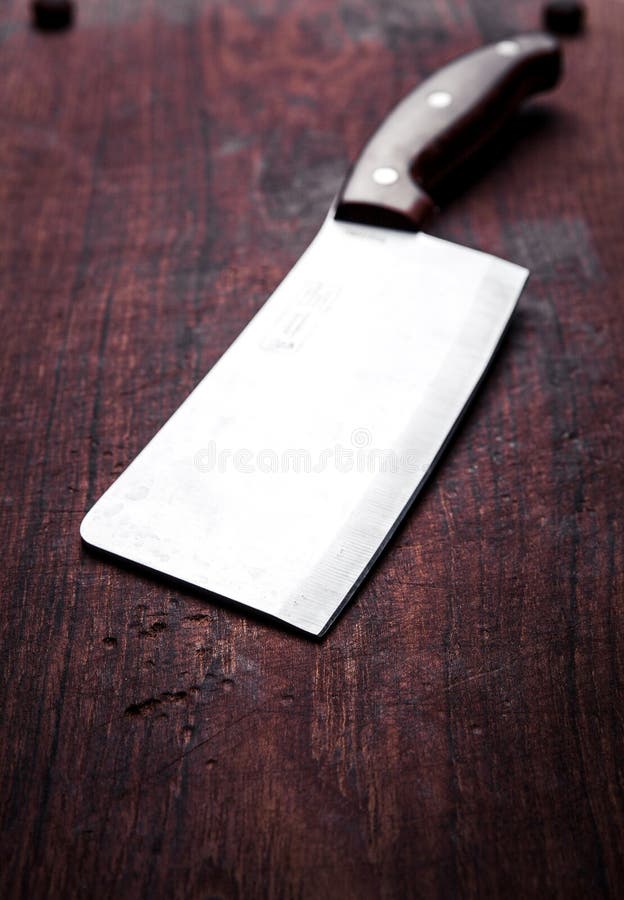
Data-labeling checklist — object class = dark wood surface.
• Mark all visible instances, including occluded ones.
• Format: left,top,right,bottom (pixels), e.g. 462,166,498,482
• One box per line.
1,1,622,897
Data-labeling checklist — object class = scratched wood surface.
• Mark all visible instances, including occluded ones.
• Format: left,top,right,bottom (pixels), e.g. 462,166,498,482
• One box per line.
1,0,623,897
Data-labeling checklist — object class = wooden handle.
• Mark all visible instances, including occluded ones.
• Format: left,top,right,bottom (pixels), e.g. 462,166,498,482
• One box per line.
335,33,562,231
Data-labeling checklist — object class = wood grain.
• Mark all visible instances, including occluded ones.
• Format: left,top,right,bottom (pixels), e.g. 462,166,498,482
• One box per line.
1,0,623,897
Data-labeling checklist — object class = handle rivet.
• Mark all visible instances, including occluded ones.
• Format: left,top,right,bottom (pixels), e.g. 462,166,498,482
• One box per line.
496,40,520,56
372,166,399,186
427,90,453,109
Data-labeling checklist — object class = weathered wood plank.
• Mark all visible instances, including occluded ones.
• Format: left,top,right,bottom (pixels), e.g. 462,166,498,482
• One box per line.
1,1,622,897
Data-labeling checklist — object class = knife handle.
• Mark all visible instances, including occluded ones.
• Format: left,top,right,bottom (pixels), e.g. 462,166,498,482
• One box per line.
335,33,562,231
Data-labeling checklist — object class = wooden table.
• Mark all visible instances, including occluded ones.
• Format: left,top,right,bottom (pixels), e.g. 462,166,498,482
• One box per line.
2,1,622,896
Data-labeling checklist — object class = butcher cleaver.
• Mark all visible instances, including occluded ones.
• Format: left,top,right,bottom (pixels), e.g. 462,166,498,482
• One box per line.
81,34,561,635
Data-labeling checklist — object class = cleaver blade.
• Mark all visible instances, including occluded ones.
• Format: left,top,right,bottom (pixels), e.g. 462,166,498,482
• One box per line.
81,34,561,636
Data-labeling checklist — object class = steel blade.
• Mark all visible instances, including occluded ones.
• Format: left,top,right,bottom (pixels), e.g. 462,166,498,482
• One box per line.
81,219,528,635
